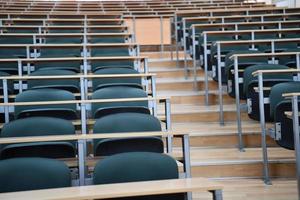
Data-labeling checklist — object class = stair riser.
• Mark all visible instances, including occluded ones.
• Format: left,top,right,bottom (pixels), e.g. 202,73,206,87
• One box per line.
154,70,204,78
168,94,235,105
171,112,249,122
189,162,295,178
149,60,193,68
157,81,218,91
172,135,277,148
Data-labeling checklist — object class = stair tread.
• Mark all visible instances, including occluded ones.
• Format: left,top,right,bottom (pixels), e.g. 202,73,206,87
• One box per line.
174,147,295,165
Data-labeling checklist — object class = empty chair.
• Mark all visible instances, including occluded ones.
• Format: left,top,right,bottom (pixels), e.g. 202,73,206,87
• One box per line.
89,36,126,43
0,117,76,159
0,71,14,94
45,36,82,44
14,88,77,120
269,82,300,150
0,36,33,44
28,69,80,93
93,152,184,200
92,86,149,118
90,47,130,57
243,64,293,121
0,47,27,59
93,67,142,91
91,60,134,72
34,61,82,73
93,112,163,156
224,50,268,99
0,157,71,193
39,47,81,58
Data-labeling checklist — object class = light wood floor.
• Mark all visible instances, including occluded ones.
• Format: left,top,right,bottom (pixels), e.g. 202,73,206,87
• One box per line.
193,178,297,200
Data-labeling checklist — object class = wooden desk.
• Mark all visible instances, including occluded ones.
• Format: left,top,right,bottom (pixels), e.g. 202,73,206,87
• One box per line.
0,177,223,200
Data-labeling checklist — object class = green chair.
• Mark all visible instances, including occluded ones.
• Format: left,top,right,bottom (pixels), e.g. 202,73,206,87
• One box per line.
0,47,27,59
243,64,293,121
0,71,14,94
269,82,300,150
93,152,184,200
92,86,149,118
34,61,82,73
0,36,33,44
14,88,77,120
93,112,163,156
0,157,71,193
224,50,268,99
90,47,130,57
45,36,82,44
28,69,80,93
39,47,81,58
91,60,134,72
89,36,126,44
0,117,76,159
93,67,142,91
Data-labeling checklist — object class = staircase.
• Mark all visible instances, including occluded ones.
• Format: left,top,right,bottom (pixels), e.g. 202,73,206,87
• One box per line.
143,50,296,183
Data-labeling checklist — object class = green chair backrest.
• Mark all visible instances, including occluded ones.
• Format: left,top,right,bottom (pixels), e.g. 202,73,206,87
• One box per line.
0,157,71,193
0,47,27,59
93,112,163,156
269,82,300,120
93,67,141,91
89,36,125,43
91,86,149,118
0,71,14,94
34,61,82,73
91,60,134,72
45,36,82,44
28,69,80,93
14,88,77,120
243,64,292,97
90,47,129,57
0,117,76,159
39,47,81,58
93,152,178,184
0,36,33,44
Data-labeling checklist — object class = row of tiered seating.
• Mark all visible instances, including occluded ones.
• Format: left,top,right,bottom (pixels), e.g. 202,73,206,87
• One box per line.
178,1,300,193
0,11,193,200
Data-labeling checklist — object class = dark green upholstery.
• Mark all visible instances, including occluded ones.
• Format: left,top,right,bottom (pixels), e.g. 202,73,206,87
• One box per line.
93,112,163,156
0,157,71,193
243,64,292,97
28,69,80,93
4,28,38,33
91,60,134,72
14,88,77,120
39,47,81,58
224,50,268,99
93,67,142,91
90,47,129,57
0,71,14,94
89,36,125,44
269,82,300,150
93,152,184,200
243,64,292,121
45,36,82,44
92,86,149,118
0,47,27,59
0,36,33,44
34,61,82,72
0,62,19,75
0,117,76,159
47,28,82,33
89,28,123,33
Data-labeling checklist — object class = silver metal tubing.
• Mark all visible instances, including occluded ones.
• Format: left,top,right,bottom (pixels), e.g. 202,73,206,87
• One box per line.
192,26,198,90
258,72,271,185
203,33,209,106
210,189,223,200
160,16,164,58
165,98,172,153
17,60,23,93
151,76,157,117
3,79,9,123
182,134,191,178
183,18,188,79
217,43,224,125
174,14,179,68
291,95,300,199
233,56,244,151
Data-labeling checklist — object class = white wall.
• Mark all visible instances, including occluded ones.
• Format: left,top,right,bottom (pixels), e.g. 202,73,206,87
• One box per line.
271,0,299,7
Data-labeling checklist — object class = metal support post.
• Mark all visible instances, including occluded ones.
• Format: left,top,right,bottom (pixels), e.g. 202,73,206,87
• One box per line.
217,43,224,125
192,26,198,90
3,79,9,123
165,98,172,153
258,72,271,185
160,16,164,58
233,56,244,151
203,33,209,106
210,190,223,200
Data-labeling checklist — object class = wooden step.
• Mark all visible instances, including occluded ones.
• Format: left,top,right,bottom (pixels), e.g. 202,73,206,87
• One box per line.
148,60,193,68
158,104,248,122
193,178,297,200
177,147,295,179
141,51,185,60
157,90,235,105
156,77,218,91
150,67,204,78
171,121,277,148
